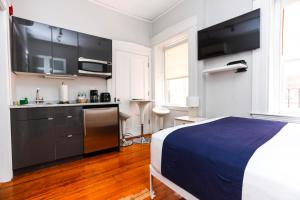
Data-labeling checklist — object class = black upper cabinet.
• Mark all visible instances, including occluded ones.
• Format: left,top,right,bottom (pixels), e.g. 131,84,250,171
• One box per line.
78,33,112,62
12,17,112,76
52,27,78,75
11,17,78,75
12,17,52,74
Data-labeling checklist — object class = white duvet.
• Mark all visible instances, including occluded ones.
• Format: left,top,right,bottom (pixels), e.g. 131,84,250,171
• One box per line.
151,118,300,200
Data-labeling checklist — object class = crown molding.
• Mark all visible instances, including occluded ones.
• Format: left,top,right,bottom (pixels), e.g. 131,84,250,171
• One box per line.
152,0,185,22
89,0,185,23
88,0,152,22
151,16,197,46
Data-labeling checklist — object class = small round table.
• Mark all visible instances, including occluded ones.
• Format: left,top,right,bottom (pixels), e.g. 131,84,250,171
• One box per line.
130,99,152,144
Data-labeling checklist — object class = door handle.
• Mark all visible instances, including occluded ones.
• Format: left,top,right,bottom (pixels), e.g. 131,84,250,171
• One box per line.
67,115,73,119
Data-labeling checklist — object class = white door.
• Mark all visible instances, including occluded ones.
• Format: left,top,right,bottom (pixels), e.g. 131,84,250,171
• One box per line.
115,50,151,136
115,50,131,112
130,54,149,100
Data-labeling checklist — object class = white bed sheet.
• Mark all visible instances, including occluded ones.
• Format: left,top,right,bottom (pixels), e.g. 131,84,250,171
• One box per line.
150,118,300,200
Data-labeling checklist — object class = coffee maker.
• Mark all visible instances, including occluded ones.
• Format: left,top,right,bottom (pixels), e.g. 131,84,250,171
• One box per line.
90,90,99,103
100,92,111,102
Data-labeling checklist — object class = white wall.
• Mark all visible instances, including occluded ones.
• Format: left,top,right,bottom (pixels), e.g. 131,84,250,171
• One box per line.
204,52,252,118
203,0,253,118
0,9,13,182
152,0,254,119
11,0,152,103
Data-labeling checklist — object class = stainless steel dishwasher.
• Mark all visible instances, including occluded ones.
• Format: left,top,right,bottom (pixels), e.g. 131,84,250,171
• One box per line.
83,107,119,154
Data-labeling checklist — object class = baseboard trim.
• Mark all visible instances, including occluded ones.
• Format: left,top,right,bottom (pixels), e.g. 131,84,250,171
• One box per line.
126,133,152,140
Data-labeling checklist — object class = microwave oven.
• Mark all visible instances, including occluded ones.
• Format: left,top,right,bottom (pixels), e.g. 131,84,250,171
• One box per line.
78,57,112,78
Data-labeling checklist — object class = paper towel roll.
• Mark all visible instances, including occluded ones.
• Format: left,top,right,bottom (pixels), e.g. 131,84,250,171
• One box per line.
60,82,69,103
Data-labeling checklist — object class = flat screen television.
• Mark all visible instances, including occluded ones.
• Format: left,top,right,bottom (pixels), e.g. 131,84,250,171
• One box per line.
198,9,260,60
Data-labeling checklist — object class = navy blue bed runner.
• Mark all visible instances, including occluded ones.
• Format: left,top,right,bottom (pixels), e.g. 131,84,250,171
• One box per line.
161,117,287,200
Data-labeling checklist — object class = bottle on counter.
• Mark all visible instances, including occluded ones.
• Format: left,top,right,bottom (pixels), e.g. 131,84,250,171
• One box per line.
77,92,88,103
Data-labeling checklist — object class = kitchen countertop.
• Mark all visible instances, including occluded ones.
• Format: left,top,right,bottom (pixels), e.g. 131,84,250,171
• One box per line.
10,102,119,109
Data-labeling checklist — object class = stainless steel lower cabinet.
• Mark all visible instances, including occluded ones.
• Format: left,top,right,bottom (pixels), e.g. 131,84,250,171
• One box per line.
83,107,119,154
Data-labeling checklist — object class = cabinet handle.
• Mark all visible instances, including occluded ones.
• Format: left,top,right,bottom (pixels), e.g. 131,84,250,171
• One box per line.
48,117,54,121
67,134,73,138
67,115,73,119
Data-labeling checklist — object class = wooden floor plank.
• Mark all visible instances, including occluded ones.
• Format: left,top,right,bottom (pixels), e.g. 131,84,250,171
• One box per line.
0,144,182,200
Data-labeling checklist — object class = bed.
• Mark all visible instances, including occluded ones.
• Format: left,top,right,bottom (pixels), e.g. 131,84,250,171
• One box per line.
150,117,300,200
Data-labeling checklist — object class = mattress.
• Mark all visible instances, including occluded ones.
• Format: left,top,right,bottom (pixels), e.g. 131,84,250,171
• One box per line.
151,118,300,200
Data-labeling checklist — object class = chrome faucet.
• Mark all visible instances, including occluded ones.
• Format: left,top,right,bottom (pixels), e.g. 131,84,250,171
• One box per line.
35,88,44,104
36,88,40,101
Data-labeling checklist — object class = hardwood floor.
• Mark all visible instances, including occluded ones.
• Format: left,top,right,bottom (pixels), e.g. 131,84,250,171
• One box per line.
0,144,182,200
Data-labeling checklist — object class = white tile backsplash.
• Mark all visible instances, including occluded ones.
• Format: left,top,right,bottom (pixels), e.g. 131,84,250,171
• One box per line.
12,73,107,102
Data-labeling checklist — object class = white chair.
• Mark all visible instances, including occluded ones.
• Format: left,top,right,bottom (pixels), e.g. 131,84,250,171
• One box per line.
120,112,133,147
152,107,170,130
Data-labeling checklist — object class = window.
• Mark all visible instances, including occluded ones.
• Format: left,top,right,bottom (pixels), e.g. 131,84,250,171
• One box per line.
164,41,189,106
279,0,300,113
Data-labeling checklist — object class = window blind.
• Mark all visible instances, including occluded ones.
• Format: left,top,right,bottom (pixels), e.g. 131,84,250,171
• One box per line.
164,42,188,80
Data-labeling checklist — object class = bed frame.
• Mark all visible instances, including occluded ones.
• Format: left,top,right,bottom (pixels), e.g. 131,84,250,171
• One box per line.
149,165,198,200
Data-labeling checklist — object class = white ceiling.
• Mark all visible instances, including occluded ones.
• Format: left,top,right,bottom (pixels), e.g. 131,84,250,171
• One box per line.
89,0,185,23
